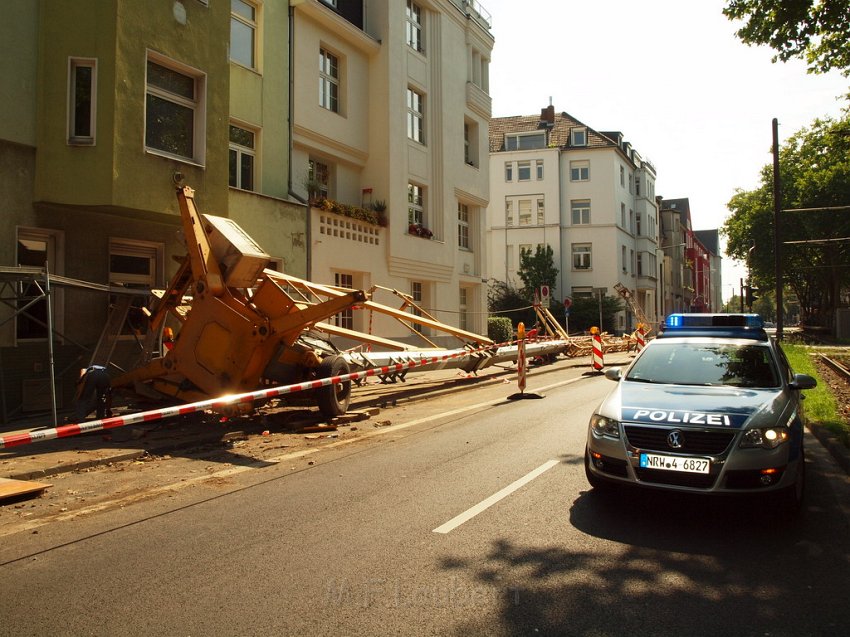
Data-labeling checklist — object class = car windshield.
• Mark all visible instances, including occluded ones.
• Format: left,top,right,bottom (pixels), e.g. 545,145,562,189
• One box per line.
625,342,780,388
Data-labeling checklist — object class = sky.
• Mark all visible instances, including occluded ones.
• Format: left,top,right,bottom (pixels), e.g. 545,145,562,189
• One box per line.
483,0,849,301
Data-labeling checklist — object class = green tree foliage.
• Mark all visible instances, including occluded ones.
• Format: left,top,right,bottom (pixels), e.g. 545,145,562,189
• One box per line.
566,295,624,334
487,280,536,331
517,245,559,298
723,0,850,76
722,112,850,327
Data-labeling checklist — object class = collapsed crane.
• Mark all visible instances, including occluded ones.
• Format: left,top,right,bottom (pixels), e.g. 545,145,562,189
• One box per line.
110,187,570,418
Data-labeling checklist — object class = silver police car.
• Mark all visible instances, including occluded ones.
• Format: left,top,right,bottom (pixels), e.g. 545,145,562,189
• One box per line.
585,314,817,514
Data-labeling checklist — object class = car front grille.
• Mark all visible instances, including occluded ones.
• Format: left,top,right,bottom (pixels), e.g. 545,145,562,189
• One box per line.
624,425,735,455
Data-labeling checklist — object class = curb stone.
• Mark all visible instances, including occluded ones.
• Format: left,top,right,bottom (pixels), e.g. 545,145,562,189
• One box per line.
807,422,850,475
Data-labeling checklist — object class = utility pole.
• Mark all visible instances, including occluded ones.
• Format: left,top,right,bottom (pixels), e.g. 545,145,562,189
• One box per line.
740,278,744,313
772,118,783,340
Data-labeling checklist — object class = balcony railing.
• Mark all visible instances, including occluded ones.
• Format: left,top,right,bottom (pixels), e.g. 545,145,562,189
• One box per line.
449,0,491,29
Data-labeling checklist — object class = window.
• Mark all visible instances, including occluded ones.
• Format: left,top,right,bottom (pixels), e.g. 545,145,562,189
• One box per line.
230,0,257,69
505,200,513,226
519,244,532,257
518,199,532,226
635,174,641,196
407,87,424,143
319,48,339,112
68,58,96,145
517,161,531,181
334,272,354,330
308,159,330,199
620,165,625,187
637,252,643,276
629,209,634,234
464,119,478,167
571,200,590,225
229,124,255,190
408,183,424,226
145,54,206,162
406,1,423,53
505,131,545,150
570,127,587,146
459,287,469,331
536,160,544,180
622,245,628,273
570,160,589,181
572,243,591,270
636,212,642,236
621,203,626,227
16,230,63,340
505,162,513,182
470,47,489,91
458,202,470,250
410,281,423,333
537,199,545,224
630,249,635,274
109,239,162,337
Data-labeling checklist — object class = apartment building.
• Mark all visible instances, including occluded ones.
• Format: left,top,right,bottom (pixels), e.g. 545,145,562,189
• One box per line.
291,0,493,342
659,198,722,315
488,105,659,332
0,0,304,422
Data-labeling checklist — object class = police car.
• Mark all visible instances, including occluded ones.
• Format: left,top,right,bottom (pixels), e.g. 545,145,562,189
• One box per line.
585,313,817,514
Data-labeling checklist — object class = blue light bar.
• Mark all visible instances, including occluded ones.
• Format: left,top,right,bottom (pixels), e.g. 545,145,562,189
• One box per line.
663,313,764,329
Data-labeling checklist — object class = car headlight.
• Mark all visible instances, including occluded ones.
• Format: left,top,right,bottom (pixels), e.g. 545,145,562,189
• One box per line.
590,414,620,439
739,427,790,449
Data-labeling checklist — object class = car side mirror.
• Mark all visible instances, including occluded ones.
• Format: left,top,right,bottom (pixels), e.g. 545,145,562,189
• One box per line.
789,373,817,390
604,367,622,381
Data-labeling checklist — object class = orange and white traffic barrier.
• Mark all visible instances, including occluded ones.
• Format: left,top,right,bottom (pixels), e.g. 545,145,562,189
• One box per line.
590,326,604,371
635,323,646,353
516,322,527,393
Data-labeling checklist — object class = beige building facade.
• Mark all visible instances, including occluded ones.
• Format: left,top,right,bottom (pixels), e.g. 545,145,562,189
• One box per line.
292,0,493,343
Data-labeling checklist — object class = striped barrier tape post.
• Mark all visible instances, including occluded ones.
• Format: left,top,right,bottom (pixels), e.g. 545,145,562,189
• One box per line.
636,324,646,353
516,323,527,393
590,327,604,371
0,340,517,450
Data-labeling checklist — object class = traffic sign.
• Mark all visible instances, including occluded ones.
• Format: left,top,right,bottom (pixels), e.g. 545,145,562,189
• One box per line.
564,296,572,309
540,285,550,303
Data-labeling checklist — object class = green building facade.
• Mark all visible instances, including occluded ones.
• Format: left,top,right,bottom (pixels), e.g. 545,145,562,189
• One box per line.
0,0,305,426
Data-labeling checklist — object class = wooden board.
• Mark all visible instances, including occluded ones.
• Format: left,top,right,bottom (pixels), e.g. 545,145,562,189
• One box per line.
0,477,52,501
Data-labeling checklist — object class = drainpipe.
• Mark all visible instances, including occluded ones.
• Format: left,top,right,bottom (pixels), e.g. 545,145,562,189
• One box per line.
289,1,311,279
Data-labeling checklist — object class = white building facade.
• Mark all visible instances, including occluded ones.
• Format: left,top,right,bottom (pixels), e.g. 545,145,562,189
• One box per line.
487,106,659,332
291,0,493,343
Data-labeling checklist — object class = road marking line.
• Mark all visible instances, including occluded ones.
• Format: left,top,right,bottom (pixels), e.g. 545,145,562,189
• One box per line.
432,459,560,534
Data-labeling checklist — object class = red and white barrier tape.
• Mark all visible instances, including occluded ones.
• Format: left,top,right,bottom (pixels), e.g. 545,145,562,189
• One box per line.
0,341,516,450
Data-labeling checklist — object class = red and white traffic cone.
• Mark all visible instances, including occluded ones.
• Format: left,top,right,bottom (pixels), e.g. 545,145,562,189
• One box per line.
590,326,604,372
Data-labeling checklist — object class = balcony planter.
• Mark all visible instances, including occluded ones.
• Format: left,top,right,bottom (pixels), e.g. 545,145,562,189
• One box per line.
313,197,385,227
408,223,433,239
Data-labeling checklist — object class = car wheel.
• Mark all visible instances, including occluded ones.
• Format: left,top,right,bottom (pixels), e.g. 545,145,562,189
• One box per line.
775,445,805,517
584,447,616,491
316,355,352,418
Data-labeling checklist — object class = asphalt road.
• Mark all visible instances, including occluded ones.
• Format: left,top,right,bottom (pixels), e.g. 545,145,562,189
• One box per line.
1,364,850,636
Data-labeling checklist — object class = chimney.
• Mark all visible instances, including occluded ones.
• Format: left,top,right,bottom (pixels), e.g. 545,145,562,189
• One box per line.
540,104,555,126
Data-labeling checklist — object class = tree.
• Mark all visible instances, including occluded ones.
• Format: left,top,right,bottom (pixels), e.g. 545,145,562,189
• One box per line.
487,280,536,331
722,112,850,327
517,244,558,298
723,0,850,76
567,295,624,334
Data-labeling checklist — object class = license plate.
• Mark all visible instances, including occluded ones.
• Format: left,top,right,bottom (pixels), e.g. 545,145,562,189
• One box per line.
639,453,710,474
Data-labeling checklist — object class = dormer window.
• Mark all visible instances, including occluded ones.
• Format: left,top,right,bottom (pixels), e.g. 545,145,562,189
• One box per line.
505,131,545,151
570,127,587,147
